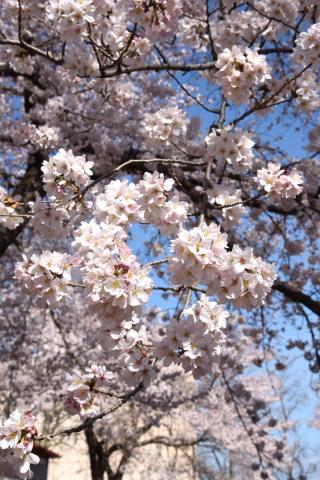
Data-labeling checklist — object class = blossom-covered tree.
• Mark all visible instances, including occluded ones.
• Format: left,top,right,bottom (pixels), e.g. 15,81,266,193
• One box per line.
0,1,319,479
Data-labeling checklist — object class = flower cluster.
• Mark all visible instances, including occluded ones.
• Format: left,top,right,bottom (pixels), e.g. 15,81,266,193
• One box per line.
142,106,189,145
207,185,244,229
15,251,73,307
94,174,188,234
156,295,228,378
205,127,255,172
46,0,95,41
257,163,304,200
128,0,182,38
73,219,127,255
73,216,156,386
11,123,59,150
0,186,24,230
169,223,276,309
94,179,141,226
0,409,39,480
41,148,94,200
30,195,69,238
253,0,300,26
212,10,270,51
210,245,277,310
99,321,155,385
64,46,99,76
169,222,228,287
64,365,113,419
138,172,188,234
296,72,320,113
294,22,320,67
30,125,60,150
215,46,271,104
78,239,152,321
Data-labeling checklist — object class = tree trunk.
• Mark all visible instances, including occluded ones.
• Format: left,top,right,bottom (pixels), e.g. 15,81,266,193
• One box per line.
109,474,123,480
85,425,107,480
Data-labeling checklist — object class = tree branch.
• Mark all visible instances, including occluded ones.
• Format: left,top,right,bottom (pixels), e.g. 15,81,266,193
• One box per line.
273,281,320,317
36,382,144,441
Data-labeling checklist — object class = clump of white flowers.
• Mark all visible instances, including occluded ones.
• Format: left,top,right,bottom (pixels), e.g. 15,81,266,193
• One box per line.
294,22,320,67
212,10,270,52
254,0,300,26
205,127,255,172
81,242,153,317
30,126,60,150
64,46,99,76
169,222,229,287
0,186,24,230
98,317,155,385
137,172,189,234
169,222,276,310
0,409,39,480
296,72,320,113
211,245,278,310
29,195,69,238
73,219,127,255
41,148,94,200
15,251,73,307
215,46,271,104
156,295,228,378
207,185,244,229
94,179,141,226
94,173,188,234
46,0,95,41
128,0,182,37
257,163,304,200
11,123,60,150
64,365,113,419
142,106,189,146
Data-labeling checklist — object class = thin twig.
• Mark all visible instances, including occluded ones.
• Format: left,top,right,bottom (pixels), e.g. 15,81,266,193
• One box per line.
37,382,144,441
82,158,206,196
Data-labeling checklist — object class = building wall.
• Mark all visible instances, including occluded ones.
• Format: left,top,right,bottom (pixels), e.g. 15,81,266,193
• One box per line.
47,434,91,480
47,424,196,480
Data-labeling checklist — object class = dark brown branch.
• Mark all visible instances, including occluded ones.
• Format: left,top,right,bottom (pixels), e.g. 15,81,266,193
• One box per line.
135,433,209,449
259,47,294,55
273,281,320,317
0,151,46,258
37,382,144,441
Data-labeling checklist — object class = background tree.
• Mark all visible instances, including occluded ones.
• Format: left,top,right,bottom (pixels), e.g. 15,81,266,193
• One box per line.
0,1,319,479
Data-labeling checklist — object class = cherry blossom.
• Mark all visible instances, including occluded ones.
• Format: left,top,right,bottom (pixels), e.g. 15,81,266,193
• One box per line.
207,185,244,229
0,409,39,480
205,127,255,172
257,162,304,200
64,364,113,419
15,251,73,307
156,295,228,378
41,149,94,201
294,22,320,67
169,222,228,287
138,172,189,233
142,106,189,146
0,187,24,230
94,180,141,226
214,46,271,104
0,1,318,478
46,0,96,41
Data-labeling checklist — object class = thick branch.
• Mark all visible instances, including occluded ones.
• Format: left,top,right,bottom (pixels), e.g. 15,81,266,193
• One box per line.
273,281,320,317
0,151,45,257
